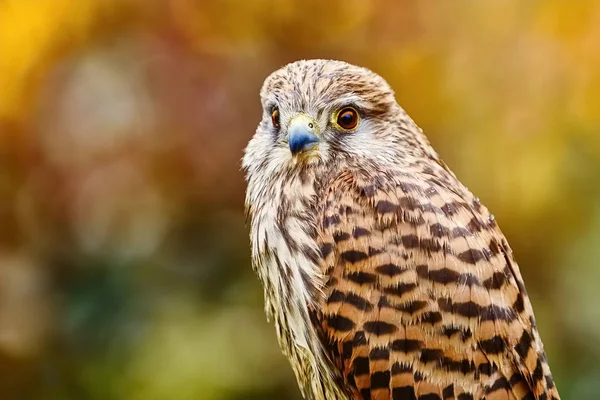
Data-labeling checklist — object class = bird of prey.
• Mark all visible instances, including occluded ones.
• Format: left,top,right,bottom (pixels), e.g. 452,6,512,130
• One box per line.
242,60,559,400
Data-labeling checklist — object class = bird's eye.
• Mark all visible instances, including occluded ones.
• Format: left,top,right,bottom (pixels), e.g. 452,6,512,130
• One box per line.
271,108,280,128
336,107,359,131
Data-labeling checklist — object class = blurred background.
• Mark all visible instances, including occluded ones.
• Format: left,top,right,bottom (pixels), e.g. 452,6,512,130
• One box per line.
0,0,599,399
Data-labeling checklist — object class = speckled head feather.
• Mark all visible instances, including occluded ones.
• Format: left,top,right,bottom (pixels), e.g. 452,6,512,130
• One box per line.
243,60,559,400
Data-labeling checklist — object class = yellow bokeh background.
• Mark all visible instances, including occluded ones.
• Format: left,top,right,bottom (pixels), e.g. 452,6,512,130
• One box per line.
1,1,599,399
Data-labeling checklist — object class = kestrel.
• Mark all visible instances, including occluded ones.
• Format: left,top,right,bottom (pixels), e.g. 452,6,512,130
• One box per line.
243,60,559,400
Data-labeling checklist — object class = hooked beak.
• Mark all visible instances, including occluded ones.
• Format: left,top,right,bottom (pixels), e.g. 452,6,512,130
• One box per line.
286,114,319,155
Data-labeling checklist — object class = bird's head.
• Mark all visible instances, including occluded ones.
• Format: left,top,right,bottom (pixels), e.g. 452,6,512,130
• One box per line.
243,59,434,198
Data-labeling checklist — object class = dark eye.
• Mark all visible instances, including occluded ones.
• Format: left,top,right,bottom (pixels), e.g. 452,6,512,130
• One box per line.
336,107,359,131
271,108,280,128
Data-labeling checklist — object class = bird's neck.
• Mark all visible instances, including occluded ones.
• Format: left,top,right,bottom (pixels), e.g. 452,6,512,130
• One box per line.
246,165,347,400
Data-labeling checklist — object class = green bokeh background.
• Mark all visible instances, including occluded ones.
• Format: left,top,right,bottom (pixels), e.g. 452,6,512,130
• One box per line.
1,1,599,399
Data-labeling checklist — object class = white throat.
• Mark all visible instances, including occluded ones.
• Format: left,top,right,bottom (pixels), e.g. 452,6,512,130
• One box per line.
245,164,348,400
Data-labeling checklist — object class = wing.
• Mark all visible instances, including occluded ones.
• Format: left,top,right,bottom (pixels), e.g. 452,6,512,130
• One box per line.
311,168,560,400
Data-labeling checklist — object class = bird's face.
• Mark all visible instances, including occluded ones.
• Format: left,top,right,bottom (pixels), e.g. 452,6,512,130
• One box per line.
243,60,409,181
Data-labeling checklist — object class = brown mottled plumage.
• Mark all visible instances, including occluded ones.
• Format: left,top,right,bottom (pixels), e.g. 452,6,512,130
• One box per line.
243,60,559,400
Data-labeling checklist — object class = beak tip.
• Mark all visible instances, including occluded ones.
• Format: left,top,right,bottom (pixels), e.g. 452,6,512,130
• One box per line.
289,132,319,154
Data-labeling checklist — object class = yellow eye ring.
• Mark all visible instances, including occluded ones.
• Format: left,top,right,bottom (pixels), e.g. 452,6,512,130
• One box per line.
335,107,359,131
271,108,280,128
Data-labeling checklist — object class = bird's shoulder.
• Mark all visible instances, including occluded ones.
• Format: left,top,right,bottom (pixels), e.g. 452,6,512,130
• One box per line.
310,167,559,399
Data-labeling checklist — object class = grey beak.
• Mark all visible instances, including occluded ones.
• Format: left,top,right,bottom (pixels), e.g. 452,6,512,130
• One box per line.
287,115,319,155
